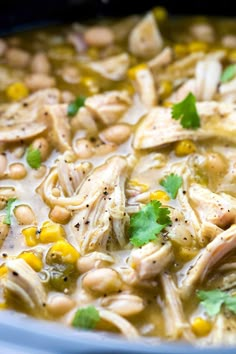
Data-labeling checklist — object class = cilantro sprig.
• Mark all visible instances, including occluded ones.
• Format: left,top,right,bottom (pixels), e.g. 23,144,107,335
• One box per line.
160,173,183,199
67,96,86,117
221,64,236,83
72,306,100,330
129,200,171,247
26,146,41,169
197,289,236,316
171,92,200,129
3,198,17,225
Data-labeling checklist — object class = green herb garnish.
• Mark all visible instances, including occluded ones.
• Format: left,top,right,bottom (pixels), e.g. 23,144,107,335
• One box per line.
26,146,41,169
67,96,86,117
129,200,171,247
72,306,100,330
171,92,200,129
221,64,236,83
3,198,17,225
160,173,183,199
197,289,236,316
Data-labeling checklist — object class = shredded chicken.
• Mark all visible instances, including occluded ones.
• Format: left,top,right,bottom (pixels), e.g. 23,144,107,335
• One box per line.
89,53,130,81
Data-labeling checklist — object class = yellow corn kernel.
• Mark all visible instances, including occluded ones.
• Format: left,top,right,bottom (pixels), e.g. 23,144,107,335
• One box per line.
80,77,99,94
0,265,7,277
153,6,168,22
191,317,212,337
188,41,208,53
174,140,196,157
127,63,148,80
178,247,198,262
87,47,99,59
150,190,170,202
159,80,173,100
128,179,149,192
18,252,43,272
22,227,38,247
48,240,80,263
162,101,173,108
228,49,236,62
173,43,189,57
0,303,6,310
6,82,29,101
39,223,65,243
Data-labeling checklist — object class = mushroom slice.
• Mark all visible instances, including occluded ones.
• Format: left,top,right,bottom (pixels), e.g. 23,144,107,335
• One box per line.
4,259,47,316
129,13,163,58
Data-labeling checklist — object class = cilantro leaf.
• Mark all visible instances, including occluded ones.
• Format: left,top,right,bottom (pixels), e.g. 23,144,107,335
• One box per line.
3,198,17,225
72,306,100,330
129,200,171,247
26,146,41,169
171,92,200,129
197,289,236,316
160,173,183,199
221,64,236,83
67,96,86,117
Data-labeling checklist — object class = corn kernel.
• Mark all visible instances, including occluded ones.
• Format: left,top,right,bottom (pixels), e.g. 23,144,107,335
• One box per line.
178,247,198,261
80,77,99,94
40,223,65,243
48,240,80,263
173,43,189,57
22,227,38,247
159,80,173,100
174,140,196,157
128,179,149,192
162,101,173,108
0,265,7,277
0,303,6,310
188,41,208,53
153,6,168,22
228,49,236,62
128,63,148,80
18,252,43,272
191,317,212,337
150,190,170,202
6,82,29,101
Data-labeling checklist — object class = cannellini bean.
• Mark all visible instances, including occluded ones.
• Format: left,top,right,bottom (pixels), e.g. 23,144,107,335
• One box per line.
74,139,94,159
94,143,117,156
0,39,7,56
205,152,227,175
5,48,31,68
0,216,9,245
0,154,7,178
8,163,27,180
47,294,75,316
13,146,25,158
99,124,131,145
84,26,114,47
31,137,50,161
25,73,55,91
222,35,236,48
77,252,114,274
49,206,71,224
82,268,122,294
31,52,51,74
101,293,145,317
14,205,36,225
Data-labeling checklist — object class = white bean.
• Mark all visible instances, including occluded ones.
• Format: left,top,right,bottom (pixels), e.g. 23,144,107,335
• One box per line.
0,216,9,245
0,154,7,178
82,268,122,294
31,52,51,74
99,124,131,145
9,163,27,180
14,205,36,225
6,48,30,68
74,139,94,159
84,27,114,47
25,73,55,91
47,294,75,316
31,137,50,161
49,206,71,224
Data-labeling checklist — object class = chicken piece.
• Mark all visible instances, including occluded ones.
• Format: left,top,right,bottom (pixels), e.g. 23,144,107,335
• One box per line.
169,79,196,103
89,53,130,81
112,16,140,41
70,156,129,254
161,273,194,341
220,77,236,96
134,102,236,149
129,241,174,280
188,184,236,229
180,225,236,298
148,47,173,71
41,104,71,152
100,293,144,317
133,67,158,108
195,60,222,101
4,259,47,316
129,13,163,58
85,90,132,125
200,315,236,346
70,107,97,135
0,88,60,142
